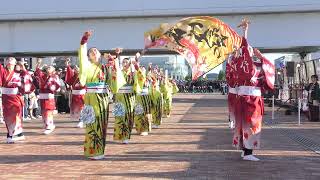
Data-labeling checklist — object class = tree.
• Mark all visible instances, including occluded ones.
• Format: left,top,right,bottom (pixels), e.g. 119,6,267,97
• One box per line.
185,75,192,82
217,70,226,80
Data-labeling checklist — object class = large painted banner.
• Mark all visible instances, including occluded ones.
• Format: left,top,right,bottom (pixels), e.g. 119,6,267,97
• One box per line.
145,16,242,80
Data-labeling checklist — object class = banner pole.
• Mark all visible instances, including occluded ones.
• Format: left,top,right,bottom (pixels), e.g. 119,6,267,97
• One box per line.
298,98,301,125
272,95,275,120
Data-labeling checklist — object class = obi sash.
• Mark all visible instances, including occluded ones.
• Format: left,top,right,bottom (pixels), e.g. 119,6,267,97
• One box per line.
238,86,261,96
86,82,109,94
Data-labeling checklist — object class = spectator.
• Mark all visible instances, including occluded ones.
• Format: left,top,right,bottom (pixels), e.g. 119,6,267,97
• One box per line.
28,91,38,119
56,69,70,114
305,75,319,121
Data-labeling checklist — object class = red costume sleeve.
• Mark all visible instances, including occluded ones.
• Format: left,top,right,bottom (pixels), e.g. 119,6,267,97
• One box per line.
225,59,234,86
261,56,275,91
34,67,45,80
241,37,248,47
80,32,91,45
65,65,75,86
236,37,255,85
47,76,61,93
19,70,35,94
0,64,4,86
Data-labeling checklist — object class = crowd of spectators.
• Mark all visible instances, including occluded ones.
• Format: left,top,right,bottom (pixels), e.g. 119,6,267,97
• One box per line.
176,80,227,94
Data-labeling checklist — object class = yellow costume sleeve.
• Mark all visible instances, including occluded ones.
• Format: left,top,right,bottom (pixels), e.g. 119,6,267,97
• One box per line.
133,68,146,94
78,44,89,86
160,79,168,94
109,59,126,94
172,83,179,94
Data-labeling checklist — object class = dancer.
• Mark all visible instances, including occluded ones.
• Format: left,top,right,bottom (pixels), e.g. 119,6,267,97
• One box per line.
78,30,123,159
162,77,179,118
34,59,61,135
232,19,275,161
134,66,152,136
150,67,163,128
305,75,319,121
65,59,86,128
0,57,34,143
113,53,144,144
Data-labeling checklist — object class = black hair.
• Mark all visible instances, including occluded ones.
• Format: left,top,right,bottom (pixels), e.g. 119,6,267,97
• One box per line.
311,75,318,81
87,47,102,64
87,47,98,56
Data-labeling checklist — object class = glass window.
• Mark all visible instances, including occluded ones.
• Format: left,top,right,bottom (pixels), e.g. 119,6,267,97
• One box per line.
305,61,315,83
314,59,320,77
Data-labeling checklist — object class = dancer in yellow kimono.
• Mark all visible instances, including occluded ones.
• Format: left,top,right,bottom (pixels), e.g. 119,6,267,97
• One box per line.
78,31,123,159
150,67,163,128
134,66,153,136
162,78,179,118
113,53,144,144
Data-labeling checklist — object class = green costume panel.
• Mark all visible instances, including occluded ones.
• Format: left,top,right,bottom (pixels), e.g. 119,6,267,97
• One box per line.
134,94,152,133
113,93,135,140
113,68,144,141
162,81,179,117
151,81,163,126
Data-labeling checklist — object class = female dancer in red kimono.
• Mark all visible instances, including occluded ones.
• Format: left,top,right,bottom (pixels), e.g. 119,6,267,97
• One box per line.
232,20,275,161
0,57,34,143
34,59,61,135
65,59,86,128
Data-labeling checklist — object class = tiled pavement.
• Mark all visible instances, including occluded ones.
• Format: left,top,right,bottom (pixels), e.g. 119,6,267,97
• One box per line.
0,94,319,180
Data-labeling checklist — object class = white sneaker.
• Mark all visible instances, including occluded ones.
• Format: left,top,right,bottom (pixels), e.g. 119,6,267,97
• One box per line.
122,139,129,144
152,125,159,129
12,135,25,141
229,121,235,129
243,155,260,161
88,155,105,160
140,132,149,136
44,125,56,135
6,137,15,144
77,121,84,128
23,117,31,122
165,114,170,118
241,151,244,158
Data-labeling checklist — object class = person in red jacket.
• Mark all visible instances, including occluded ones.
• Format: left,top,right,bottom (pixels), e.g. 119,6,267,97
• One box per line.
0,57,35,143
232,19,275,161
34,59,61,135
64,58,86,128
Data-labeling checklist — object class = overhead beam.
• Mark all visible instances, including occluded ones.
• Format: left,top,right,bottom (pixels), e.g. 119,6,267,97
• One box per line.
1,46,319,58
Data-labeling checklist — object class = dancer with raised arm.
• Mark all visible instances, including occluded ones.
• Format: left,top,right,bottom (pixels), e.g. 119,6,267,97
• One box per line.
150,67,164,128
133,64,152,136
34,59,61,135
78,30,123,159
232,19,275,161
162,78,179,118
113,52,144,144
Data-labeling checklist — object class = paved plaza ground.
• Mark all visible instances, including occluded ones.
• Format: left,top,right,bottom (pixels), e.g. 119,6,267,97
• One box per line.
0,94,319,180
